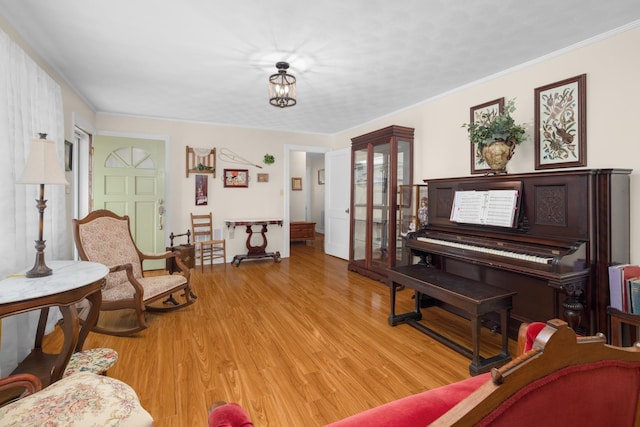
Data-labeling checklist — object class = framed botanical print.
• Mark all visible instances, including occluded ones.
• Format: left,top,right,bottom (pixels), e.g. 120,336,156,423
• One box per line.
469,98,504,174
534,74,586,170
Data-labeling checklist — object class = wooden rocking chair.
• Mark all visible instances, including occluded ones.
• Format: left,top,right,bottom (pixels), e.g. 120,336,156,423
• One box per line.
73,209,194,336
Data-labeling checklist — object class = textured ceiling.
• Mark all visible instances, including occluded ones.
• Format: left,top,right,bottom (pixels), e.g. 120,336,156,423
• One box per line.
1,1,640,134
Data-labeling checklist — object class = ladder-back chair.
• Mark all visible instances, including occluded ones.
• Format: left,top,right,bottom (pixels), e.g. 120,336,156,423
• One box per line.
73,209,194,336
191,212,226,270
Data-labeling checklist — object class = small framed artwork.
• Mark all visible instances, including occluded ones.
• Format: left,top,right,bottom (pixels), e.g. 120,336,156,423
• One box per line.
469,98,504,174
292,177,302,191
535,74,587,170
257,173,269,183
195,175,208,205
223,169,248,188
318,169,325,185
64,140,73,171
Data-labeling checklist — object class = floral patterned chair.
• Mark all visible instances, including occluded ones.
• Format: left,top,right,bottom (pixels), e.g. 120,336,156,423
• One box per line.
63,347,119,377
0,371,153,426
73,209,195,336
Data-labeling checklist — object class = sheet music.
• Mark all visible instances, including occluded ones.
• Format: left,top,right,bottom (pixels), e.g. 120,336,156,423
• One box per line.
450,190,518,228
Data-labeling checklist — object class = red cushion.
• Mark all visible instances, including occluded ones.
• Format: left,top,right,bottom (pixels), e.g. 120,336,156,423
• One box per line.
523,322,546,352
324,373,490,427
477,360,640,426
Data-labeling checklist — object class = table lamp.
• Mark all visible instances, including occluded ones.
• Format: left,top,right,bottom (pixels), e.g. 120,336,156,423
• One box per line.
17,133,69,277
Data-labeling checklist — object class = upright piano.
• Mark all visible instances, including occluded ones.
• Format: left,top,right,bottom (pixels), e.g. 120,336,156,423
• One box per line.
406,169,631,336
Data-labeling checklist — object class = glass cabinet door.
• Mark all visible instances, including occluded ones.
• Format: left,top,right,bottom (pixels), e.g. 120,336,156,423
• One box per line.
395,139,412,265
370,143,391,270
351,147,368,264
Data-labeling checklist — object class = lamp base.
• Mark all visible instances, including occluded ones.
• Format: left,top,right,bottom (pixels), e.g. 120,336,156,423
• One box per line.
26,251,52,278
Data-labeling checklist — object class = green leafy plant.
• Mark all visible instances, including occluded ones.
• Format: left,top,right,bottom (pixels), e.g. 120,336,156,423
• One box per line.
263,153,275,164
196,163,214,172
462,99,527,149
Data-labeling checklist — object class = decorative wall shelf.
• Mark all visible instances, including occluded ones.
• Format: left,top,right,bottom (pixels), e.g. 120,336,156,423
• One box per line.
186,146,216,178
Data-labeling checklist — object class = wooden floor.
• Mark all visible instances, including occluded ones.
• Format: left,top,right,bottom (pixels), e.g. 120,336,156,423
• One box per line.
46,237,517,426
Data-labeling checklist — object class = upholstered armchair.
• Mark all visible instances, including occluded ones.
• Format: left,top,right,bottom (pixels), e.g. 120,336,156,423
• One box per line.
73,209,195,336
0,371,153,426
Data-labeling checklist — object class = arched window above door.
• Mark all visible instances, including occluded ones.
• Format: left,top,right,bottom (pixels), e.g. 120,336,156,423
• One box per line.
105,147,155,169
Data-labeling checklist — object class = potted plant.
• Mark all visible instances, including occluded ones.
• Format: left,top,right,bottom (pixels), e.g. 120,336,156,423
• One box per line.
463,99,526,174
263,153,275,165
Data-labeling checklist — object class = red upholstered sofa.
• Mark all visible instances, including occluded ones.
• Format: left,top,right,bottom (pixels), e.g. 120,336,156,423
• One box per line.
326,320,640,427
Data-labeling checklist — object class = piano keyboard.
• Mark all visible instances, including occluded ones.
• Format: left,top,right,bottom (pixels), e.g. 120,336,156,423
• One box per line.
416,237,553,264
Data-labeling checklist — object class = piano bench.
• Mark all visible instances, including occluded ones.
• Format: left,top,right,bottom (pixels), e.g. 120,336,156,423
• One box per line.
387,264,516,376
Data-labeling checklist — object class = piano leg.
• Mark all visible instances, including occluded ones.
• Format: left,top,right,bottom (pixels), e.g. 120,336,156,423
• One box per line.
562,281,584,332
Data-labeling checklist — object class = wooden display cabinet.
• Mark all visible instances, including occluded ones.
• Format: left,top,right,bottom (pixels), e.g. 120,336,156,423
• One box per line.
348,125,414,282
398,184,428,265
399,184,429,235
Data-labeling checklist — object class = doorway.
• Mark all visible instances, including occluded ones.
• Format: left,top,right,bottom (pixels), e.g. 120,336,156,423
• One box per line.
93,133,169,270
283,145,329,259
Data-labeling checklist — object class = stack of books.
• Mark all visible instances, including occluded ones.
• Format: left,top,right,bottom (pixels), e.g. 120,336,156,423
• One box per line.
608,264,640,314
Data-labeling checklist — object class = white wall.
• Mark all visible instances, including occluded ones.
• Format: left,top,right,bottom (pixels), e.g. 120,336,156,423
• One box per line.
95,114,330,260
4,16,640,264
334,25,640,263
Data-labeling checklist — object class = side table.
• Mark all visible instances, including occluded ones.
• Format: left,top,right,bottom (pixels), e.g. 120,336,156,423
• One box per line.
166,244,195,274
225,219,283,266
0,260,107,387
607,306,640,346
166,230,194,274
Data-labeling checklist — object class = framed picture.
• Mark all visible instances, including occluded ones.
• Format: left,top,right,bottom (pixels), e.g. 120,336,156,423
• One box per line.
535,74,586,170
223,168,248,188
257,173,269,183
400,185,412,208
318,169,325,185
64,140,73,171
469,98,504,174
292,177,302,191
195,175,208,205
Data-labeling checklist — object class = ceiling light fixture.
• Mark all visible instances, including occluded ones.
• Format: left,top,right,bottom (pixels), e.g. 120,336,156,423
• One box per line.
269,62,297,108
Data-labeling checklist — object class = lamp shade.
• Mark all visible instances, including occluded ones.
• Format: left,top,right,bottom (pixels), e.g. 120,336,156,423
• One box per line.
17,135,68,185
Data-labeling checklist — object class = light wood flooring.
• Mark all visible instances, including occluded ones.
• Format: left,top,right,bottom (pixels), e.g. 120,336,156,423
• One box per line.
46,237,517,426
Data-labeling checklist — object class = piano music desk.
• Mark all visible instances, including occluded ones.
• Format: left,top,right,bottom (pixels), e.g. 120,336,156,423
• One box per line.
388,264,515,375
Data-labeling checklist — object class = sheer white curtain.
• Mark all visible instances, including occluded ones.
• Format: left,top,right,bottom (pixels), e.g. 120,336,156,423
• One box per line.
0,28,68,375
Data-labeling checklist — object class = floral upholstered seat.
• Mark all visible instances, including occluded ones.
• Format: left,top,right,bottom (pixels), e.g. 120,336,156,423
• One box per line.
73,209,195,336
63,347,118,377
0,371,153,426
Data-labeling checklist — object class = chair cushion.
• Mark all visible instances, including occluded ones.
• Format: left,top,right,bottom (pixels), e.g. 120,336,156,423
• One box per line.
63,348,118,378
324,373,491,427
102,274,188,302
0,371,153,426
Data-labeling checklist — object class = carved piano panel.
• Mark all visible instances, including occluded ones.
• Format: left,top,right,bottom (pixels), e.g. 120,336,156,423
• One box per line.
409,169,631,336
